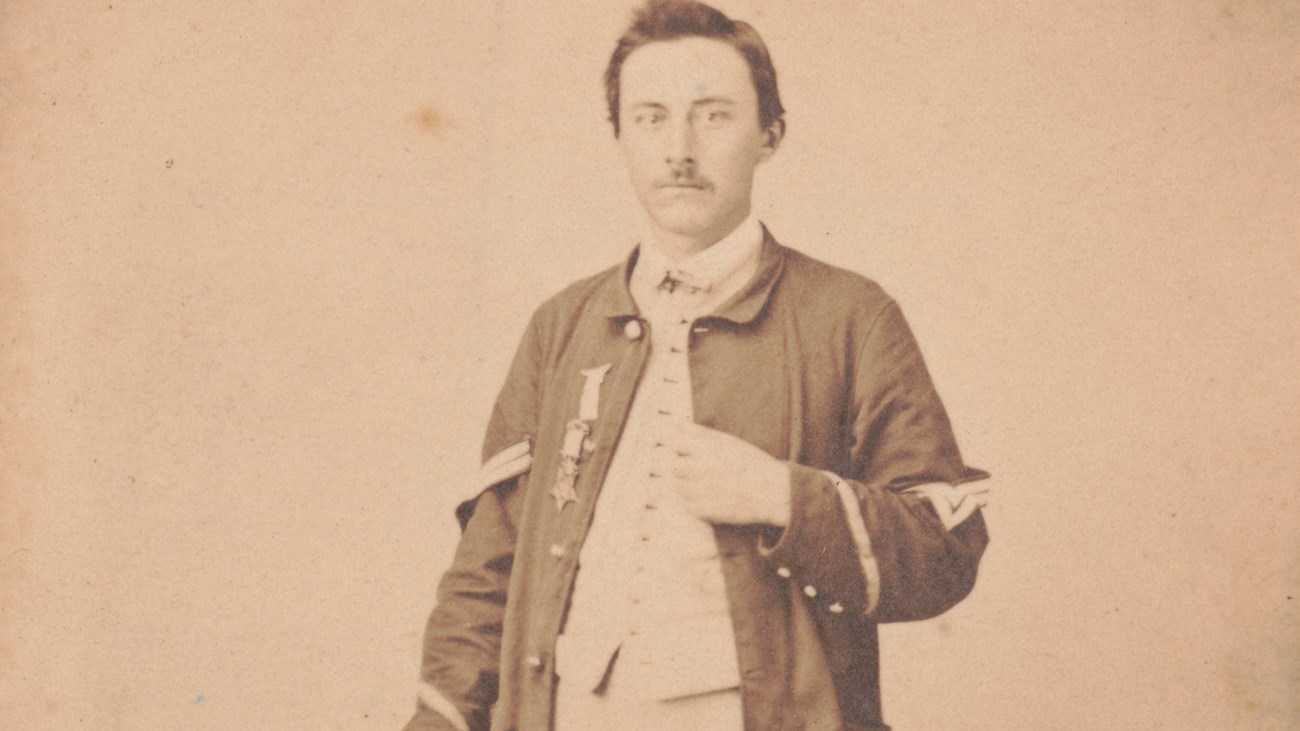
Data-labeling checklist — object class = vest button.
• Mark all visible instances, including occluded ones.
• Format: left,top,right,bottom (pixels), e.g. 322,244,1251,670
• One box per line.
624,319,643,340
776,566,792,579
525,655,542,669
803,585,818,598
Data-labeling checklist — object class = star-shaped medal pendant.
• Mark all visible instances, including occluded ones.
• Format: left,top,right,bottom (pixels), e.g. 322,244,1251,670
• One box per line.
550,418,591,512
550,461,579,512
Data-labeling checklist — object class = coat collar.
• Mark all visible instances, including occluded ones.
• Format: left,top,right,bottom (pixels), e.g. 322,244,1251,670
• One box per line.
593,224,787,326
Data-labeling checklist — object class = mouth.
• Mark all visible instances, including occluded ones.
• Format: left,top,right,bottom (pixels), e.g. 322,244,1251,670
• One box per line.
657,181,708,191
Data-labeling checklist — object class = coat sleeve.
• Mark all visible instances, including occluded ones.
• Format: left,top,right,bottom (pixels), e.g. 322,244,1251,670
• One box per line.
404,310,547,731
761,299,989,623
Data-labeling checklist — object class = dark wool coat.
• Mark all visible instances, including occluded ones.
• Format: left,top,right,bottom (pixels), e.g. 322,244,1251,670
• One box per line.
406,230,989,731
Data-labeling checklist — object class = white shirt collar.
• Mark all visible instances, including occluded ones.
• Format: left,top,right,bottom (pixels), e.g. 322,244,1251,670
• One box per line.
633,214,763,295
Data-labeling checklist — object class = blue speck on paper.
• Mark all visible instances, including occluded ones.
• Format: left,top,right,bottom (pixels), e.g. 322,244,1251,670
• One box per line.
195,694,205,704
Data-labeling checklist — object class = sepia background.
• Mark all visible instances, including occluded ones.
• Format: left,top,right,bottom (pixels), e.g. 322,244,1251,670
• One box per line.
2,1,1297,728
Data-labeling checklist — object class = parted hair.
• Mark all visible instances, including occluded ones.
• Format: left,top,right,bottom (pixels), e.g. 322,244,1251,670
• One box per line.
603,0,785,137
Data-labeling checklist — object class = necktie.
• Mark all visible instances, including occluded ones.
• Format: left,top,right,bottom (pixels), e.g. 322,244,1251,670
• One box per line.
658,269,711,295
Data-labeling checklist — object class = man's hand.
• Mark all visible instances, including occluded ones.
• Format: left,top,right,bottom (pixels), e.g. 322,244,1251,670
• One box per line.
658,421,791,527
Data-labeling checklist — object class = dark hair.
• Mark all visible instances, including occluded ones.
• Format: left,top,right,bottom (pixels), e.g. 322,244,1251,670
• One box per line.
603,0,785,137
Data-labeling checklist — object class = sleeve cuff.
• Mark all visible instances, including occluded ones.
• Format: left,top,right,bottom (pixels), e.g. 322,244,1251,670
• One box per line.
757,463,879,617
821,470,881,615
416,682,470,731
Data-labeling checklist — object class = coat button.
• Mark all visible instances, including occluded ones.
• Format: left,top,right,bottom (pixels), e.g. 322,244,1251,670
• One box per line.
549,544,565,558
776,566,792,579
525,655,542,669
803,585,818,598
624,319,643,340
828,602,844,614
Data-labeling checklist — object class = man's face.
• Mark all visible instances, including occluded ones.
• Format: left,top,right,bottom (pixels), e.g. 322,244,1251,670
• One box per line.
617,36,778,249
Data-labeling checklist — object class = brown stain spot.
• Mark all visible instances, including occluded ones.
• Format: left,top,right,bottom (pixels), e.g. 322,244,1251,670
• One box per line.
1221,659,1268,718
413,105,453,137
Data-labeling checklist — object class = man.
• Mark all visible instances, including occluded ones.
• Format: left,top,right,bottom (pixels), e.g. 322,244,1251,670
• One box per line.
405,1,989,729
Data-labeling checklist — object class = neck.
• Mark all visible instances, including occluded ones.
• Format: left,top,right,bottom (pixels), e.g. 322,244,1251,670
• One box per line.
654,232,716,262
649,206,752,262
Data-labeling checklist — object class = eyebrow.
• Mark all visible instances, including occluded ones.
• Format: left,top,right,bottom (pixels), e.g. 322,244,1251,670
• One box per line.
624,97,738,110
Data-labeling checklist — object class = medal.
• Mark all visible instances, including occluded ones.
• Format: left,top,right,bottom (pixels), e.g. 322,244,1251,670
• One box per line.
550,364,611,511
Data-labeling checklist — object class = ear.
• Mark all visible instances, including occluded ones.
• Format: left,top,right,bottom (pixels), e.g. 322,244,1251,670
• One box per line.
758,118,785,162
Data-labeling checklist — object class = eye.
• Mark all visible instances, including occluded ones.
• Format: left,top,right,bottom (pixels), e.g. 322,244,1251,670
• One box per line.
698,108,732,127
634,110,666,128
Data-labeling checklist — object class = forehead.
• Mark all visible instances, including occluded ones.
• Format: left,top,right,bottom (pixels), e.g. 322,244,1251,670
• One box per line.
620,36,756,106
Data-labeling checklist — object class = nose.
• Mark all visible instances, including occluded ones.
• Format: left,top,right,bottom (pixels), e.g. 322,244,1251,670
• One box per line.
664,117,696,171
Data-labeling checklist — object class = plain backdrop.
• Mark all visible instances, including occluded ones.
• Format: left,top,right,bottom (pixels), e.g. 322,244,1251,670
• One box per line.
2,1,1298,728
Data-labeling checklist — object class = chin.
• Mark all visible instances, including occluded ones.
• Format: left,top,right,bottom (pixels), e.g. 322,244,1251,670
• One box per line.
651,207,718,239
661,222,718,241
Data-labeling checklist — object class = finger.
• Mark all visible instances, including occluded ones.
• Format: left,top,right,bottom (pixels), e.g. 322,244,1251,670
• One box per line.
655,424,688,456
667,479,707,516
667,416,694,443
674,495,712,523
667,455,701,478
679,420,729,449
955,483,990,499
